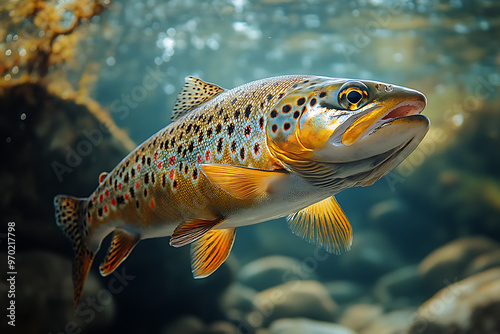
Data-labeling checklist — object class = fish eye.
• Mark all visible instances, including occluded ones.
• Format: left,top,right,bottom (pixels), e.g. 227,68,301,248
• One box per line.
338,81,369,110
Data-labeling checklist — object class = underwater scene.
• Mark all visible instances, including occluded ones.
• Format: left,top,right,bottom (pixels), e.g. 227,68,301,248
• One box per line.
1,0,500,333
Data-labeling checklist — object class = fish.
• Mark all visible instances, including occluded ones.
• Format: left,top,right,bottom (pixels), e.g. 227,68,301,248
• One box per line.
54,75,429,307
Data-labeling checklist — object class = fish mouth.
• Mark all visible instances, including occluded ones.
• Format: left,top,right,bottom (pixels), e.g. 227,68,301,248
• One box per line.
341,99,426,146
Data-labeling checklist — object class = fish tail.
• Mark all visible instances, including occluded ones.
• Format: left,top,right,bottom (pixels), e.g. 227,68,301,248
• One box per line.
54,195,95,309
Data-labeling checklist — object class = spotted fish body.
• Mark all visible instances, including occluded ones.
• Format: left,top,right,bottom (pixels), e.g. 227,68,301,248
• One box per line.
54,75,429,307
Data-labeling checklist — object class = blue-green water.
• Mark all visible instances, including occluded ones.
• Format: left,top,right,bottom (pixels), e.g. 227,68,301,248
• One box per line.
1,1,500,333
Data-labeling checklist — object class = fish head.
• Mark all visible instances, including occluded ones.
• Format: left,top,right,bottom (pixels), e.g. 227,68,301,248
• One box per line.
266,77,430,188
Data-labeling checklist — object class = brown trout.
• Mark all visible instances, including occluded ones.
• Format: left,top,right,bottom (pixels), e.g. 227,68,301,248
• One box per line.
54,75,429,307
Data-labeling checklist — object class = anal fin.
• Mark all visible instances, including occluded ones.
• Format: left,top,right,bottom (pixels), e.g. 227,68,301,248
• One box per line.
99,230,140,276
191,228,236,278
287,196,352,254
170,217,224,248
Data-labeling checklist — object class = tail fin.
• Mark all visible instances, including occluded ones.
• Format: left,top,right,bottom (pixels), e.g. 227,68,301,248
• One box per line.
54,195,95,308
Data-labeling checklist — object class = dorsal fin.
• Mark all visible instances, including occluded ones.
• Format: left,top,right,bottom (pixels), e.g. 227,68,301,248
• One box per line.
98,172,108,183
171,76,225,121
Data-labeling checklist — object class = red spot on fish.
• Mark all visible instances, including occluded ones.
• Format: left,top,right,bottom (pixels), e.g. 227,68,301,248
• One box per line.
158,161,163,169
93,196,96,202
197,155,202,164
104,205,108,214
169,169,174,180
135,181,141,190
99,194,103,203
88,216,91,223
105,189,109,197
169,156,175,166
124,193,129,201
137,164,141,173
205,150,211,162
150,199,155,209
118,182,122,190
154,152,157,161
111,197,116,206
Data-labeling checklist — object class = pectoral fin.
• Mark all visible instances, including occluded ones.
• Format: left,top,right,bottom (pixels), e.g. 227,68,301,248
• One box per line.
170,217,224,248
99,230,140,276
200,164,288,200
287,196,352,254
191,228,236,278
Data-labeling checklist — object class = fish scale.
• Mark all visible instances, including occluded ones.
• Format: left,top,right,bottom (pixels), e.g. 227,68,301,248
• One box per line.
54,74,429,307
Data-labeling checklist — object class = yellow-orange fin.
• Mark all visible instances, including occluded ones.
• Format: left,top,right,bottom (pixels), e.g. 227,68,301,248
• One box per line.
200,164,288,200
287,196,352,254
172,76,225,121
54,195,95,308
170,217,224,248
191,228,236,278
99,230,140,277
98,172,108,183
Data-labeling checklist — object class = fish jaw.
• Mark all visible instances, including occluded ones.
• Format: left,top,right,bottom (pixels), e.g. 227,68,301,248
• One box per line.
312,84,429,164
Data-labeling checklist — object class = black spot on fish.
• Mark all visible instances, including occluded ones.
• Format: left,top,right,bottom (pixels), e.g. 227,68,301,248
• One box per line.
284,123,291,131
259,117,264,129
218,108,224,115
267,94,273,101
179,162,183,171
279,93,284,99
297,97,306,106
142,155,146,165
207,128,213,138
310,98,317,107
303,80,309,84
245,104,252,119
135,155,139,163
198,132,204,143
124,172,129,184
271,109,278,118
162,174,166,187
254,142,260,154
117,196,125,205
292,83,298,88
217,138,223,153
227,123,235,137
188,141,194,153
207,115,213,124
143,188,148,197
231,140,237,153
293,110,300,119
173,180,177,189
151,173,155,184
231,98,237,105
144,173,149,184
240,147,245,160
147,157,151,166
192,168,198,180
184,165,189,174
164,139,169,149
234,109,240,119
131,168,135,178
272,124,278,133
98,207,103,217
136,200,140,209
171,137,176,147
177,145,183,155
159,141,164,149
282,105,291,113
244,125,251,136
179,132,184,141
319,92,327,98
88,201,93,209
216,124,222,134
182,148,188,157
114,179,118,191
